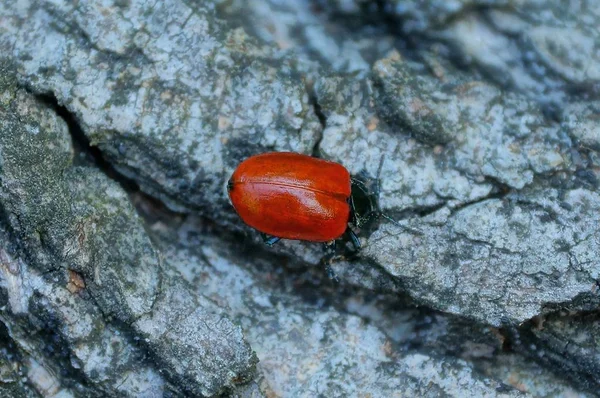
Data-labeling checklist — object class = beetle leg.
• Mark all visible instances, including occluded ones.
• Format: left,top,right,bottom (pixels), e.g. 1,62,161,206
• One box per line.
261,233,281,246
348,229,361,251
325,263,339,282
323,240,336,253
349,194,359,226
321,241,340,282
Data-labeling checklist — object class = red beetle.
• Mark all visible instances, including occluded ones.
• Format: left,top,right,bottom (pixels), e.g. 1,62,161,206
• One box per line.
227,152,363,249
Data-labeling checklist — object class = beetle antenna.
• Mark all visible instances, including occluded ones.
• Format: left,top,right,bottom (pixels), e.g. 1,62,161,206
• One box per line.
379,213,423,236
374,155,422,235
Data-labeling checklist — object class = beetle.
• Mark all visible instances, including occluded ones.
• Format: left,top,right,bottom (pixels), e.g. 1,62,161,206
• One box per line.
227,152,418,277
227,152,365,250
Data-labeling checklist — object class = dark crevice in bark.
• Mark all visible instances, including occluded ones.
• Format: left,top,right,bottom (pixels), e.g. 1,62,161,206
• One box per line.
389,202,448,220
25,91,193,394
34,89,189,243
449,179,514,215
506,315,600,396
308,87,328,158
386,177,512,221
312,95,327,131
33,92,140,194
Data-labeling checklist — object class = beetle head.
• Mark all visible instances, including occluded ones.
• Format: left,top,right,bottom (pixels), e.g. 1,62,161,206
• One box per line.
349,174,380,231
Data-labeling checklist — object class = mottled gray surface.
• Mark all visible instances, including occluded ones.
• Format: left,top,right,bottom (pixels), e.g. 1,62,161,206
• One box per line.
150,213,588,397
1,0,600,396
153,216,519,397
218,0,397,78
324,0,600,102
315,62,599,326
0,0,320,214
0,73,256,396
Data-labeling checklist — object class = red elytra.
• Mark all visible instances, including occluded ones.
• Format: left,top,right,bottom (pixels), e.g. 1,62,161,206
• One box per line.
227,152,351,242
